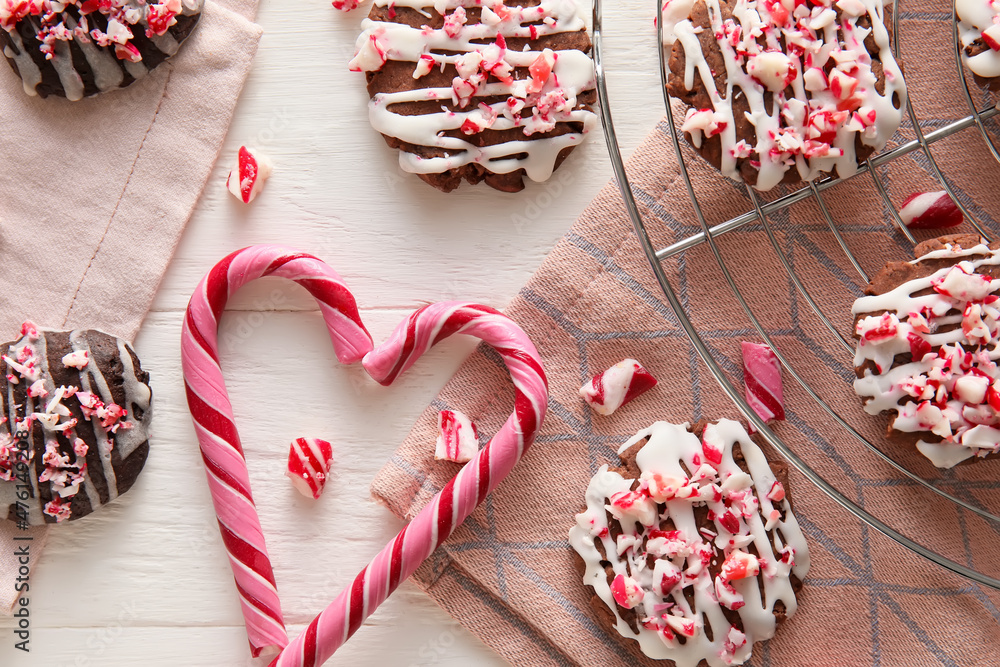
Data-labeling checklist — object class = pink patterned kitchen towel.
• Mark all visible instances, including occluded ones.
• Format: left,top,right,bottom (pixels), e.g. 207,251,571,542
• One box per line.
371,3,1000,664
0,0,262,614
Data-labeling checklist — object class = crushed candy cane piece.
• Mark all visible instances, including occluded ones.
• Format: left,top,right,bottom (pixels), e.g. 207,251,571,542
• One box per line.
435,409,479,463
226,146,273,204
579,358,658,416
286,437,334,500
610,573,644,609
741,342,785,426
899,192,963,230
61,350,90,369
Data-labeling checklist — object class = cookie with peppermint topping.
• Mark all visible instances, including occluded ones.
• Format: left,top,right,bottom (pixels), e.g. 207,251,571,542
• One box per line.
349,0,598,192
853,234,1000,469
956,0,1000,90
0,325,152,525
663,0,906,191
569,419,809,666
0,0,204,101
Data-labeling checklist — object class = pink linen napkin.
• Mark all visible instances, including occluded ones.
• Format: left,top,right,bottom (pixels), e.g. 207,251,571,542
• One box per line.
0,0,262,614
371,4,1000,662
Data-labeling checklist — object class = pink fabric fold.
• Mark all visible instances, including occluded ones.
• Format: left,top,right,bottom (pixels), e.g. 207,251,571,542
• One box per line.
0,0,262,615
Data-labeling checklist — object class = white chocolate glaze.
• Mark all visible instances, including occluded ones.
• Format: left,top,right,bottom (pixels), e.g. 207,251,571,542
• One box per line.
957,0,1000,80
569,420,809,666
349,0,597,183
853,241,1000,468
662,0,905,190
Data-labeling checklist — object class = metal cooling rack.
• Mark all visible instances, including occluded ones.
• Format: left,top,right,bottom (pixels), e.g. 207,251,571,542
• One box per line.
592,0,1000,589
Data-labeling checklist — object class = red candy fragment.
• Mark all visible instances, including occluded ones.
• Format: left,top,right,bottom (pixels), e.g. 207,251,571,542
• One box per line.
226,146,273,204
435,409,479,463
610,573,644,609
286,437,334,500
720,549,759,582
579,358,658,416
899,191,963,229
983,24,1000,52
741,342,785,427
907,332,932,360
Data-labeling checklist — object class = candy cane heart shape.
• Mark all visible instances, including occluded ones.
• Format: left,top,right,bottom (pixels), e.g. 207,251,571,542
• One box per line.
180,245,548,665
182,245,374,656
270,302,548,667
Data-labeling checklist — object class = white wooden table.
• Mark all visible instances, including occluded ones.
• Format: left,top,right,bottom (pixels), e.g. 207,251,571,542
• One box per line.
0,1,664,664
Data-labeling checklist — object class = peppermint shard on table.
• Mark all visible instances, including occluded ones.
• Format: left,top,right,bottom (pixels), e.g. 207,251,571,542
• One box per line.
286,437,334,500
226,146,273,204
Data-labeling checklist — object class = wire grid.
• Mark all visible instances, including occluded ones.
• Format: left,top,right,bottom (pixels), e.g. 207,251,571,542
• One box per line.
592,0,1000,589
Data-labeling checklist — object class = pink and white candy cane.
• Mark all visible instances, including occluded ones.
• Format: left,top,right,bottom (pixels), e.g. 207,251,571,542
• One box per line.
181,245,547,665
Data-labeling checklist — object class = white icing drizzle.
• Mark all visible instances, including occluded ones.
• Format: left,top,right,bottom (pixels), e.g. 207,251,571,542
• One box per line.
0,327,152,525
349,0,598,183
853,242,1000,468
957,0,1000,79
3,28,41,96
64,14,124,93
50,26,85,100
663,0,905,191
568,420,809,667
0,0,204,100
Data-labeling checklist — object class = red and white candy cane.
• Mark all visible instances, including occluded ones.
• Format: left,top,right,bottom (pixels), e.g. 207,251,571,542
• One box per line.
181,246,548,665
182,246,374,654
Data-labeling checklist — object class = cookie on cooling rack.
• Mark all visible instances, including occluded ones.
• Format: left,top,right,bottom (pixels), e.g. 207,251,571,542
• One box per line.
853,234,1000,469
957,0,1000,89
0,324,153,525
568,419,809,665
662,0,906,191
0,0,204,101
348,0,598,193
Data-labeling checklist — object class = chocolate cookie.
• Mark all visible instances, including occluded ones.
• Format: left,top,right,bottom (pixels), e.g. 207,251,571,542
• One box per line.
568,419,809,665
853,234,1000,469
957,0,1000,90
662,0,905,191
348,0,598,193
0,0,204,101
0,324,152,525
